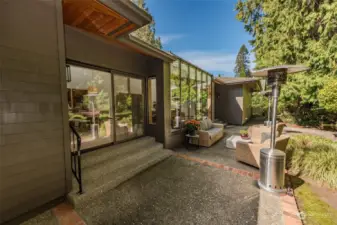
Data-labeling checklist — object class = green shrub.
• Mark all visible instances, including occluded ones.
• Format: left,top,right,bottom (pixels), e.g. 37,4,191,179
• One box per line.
318,78,337,114
251,92,269,117
286,134,337,188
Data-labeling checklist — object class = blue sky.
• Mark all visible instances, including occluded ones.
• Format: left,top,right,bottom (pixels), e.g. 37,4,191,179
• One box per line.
146,0,254,76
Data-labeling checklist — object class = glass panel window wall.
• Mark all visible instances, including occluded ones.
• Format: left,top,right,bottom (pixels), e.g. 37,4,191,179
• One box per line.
201,72,208,118
180,62,189,122
189,67,197,119
196,70,202,120
170,59,213,130
171,61,181,130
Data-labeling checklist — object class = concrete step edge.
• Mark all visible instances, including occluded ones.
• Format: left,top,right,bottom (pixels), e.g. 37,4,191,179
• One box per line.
80,143,164,183
81,137,156,168
68,151,172,207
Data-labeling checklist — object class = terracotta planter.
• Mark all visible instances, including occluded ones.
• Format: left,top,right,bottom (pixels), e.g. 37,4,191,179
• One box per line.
240,135,249,140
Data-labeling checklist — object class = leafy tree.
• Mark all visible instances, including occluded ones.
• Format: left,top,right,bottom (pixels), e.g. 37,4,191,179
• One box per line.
318,78,337,113
131,0,162,49
234,44,251,77
235,0,337,76
236,0,337,127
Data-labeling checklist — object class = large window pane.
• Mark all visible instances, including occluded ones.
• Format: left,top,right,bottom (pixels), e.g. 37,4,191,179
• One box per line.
207,75,212,119
171,60,180,130
67,65,113,149
148,78,156,124
180,62,189,121
196,70,202,120
201,72,208,118
189,66,197,119
114,75,144,141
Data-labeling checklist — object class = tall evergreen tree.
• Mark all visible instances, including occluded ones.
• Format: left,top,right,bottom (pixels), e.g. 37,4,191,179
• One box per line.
235,0,337,75
131,0,162,49
234,44,251,77
235,0,337,126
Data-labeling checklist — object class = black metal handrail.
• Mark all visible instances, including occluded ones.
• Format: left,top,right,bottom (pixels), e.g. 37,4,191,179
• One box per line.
69,122,83,194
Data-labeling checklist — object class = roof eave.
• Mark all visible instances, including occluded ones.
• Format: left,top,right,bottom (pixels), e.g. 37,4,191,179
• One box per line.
99,0,152,28
119,35,176,62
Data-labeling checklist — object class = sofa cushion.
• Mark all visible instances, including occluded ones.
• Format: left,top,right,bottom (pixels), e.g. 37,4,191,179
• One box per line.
207,127,222,139
206,118,213,129
200,120,208,130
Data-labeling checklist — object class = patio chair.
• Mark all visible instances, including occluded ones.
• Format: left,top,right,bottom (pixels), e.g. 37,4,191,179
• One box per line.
235,123,289,168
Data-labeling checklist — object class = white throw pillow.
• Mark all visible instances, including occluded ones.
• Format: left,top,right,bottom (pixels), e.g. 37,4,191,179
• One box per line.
206,118,213,129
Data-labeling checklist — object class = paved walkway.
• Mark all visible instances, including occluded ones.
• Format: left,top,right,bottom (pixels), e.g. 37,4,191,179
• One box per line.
284,126,337,141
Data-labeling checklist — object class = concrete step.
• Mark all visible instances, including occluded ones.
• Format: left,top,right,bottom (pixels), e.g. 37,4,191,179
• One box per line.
68,138,172,208
81,136,155,169
81,142,164,184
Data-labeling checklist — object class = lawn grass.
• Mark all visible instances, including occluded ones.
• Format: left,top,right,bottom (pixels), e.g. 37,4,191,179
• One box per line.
291,177,337,225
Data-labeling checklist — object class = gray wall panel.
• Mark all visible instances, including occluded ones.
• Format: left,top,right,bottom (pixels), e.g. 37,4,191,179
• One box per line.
64,26,150,77
0,0,67,222
215,84,243,125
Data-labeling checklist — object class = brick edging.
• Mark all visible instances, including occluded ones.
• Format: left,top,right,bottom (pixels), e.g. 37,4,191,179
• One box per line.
280,176,303,225
175,154,260,180
52,203,86,225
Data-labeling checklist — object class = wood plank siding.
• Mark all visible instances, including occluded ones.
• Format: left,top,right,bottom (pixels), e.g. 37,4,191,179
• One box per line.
0,0,69,223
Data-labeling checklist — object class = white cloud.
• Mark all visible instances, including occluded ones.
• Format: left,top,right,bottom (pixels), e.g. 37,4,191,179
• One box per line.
159,34,185,45
175,50,237,74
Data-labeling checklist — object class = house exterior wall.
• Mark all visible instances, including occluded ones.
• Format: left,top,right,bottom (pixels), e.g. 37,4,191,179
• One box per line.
242,84,252,124
64,26,166,143
146,58,164,142
215,83,243,125
0,0,70,223
64,26,150,77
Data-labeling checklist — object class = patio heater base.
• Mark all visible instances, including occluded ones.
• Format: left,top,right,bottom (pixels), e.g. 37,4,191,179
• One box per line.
258,148,286,194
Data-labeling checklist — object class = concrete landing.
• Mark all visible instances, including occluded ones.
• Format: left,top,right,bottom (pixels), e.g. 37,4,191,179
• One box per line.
68,137,172,208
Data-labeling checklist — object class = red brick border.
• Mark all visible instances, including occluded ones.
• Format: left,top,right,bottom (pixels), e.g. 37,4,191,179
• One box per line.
280,176,303,225
281,194,303,225
176,154,260,180
52,203,86,225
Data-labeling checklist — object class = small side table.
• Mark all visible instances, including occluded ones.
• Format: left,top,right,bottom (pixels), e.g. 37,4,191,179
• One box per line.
185,134,200,150
225,135,252,149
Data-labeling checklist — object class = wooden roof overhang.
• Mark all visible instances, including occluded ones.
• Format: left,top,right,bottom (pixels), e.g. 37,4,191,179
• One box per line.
118,35,176,62
214,77,262,91
62,0,152,39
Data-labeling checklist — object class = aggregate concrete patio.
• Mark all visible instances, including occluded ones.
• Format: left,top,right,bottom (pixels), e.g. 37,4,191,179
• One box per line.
16,124,294,225
73,125,285,225
77,156,263,225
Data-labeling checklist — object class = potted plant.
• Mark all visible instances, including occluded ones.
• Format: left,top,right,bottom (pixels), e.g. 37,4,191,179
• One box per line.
185,120,200,136
240,129,249,139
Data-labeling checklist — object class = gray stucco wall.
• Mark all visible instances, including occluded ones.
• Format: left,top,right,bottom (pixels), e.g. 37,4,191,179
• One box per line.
0,0,69,223
215,83,243,125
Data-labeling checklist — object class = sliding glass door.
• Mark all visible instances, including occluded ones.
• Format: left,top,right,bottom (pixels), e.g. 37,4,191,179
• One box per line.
114,75,144,142
67,65,114,149
67,64,145,148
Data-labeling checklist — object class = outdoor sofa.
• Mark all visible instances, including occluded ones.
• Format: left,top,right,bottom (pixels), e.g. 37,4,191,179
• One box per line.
198,118,224,147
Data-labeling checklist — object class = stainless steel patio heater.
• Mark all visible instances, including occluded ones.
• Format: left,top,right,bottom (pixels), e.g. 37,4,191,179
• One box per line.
262,90,272,127
252,65,309,193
